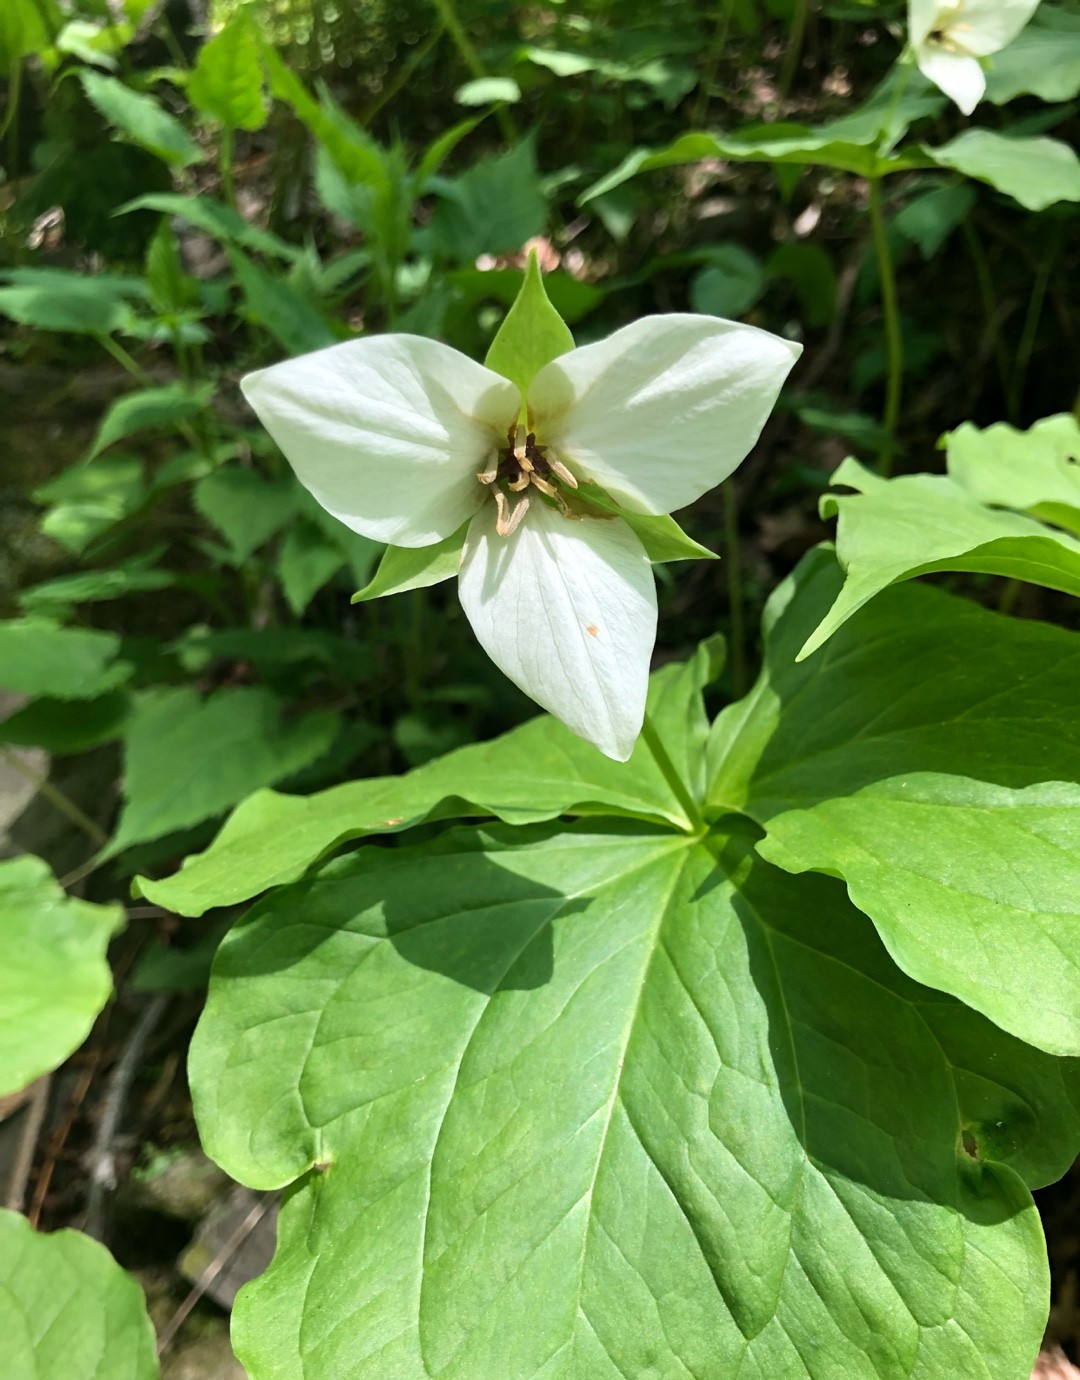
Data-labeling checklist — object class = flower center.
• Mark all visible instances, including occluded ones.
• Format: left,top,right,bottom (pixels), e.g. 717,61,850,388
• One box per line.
928,2,976,53
477,425,580,537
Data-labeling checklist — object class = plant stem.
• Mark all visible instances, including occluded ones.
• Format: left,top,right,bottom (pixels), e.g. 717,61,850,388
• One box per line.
868,176,902,475
639,714,706,835
0,58,22,146
219,125,236,209
691,0,735,126
1009,224,1060,422
0,747,108,848
95,332,154,387
721,479,747,700
779,0,811,98
961,218,1012,412
428,0,518,142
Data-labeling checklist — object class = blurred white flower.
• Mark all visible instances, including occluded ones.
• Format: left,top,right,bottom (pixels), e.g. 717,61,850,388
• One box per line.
908,0,1042,115
242,316,799,760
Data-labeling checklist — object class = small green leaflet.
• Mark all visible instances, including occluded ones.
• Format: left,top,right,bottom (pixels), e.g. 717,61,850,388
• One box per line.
484,248,574,397
0,856,123,1097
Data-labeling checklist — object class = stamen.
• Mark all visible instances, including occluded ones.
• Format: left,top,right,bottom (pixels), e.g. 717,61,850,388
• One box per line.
508,472,530,493
495,490,530,536
530,474,559,499
548,457,578,489
477,455,498,485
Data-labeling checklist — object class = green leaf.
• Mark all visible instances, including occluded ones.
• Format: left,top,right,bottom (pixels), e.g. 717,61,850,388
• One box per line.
352,527,466,602
0,269,145,335
172,628,371,682
104,686,341,858
0,620,131,700
0,856,123,1096
708,550,1080,1054
573,483,719,563
193,465,300,563
927,131,1080,212
454,77,521,106
0,693,130,754
117,193,302,261
187,11,267,131
0,0,49,65
78,70,203,168
136,647,720,915
484,248,573,396
87,382,214,460
276,520,347,615
191,821,1069,1380
228,248,337,354
20,555,176,614
35,454,145,555
430,140,547,261
0,1211,158,1379
689,244,765,317
984,8,1080,104
946,413,1080,537
759,775,1080,1055
765,241,838,327
892,182,977,260
799,458,1080,659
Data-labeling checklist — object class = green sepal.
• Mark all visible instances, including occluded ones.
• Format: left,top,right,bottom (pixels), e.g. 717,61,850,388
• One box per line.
575,482,718,563
351,525,468,603
483,248,574,397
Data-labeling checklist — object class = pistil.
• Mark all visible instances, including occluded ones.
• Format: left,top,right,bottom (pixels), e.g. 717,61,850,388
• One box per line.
478,425,580,536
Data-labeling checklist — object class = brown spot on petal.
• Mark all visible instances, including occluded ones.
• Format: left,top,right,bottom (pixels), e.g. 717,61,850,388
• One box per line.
585,625,599,638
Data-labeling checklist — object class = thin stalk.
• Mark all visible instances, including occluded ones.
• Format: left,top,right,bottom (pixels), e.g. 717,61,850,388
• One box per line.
639,714,706,835
721,479,747,700
362,24,444,127
868,176,903,475
691,0,735,127
1008,225,1061,422
0,58,22,146
961,218,1012,411
1,748,108,848
95,332,154,387
219,125,236,209
428,0,518,142
779,0,811,98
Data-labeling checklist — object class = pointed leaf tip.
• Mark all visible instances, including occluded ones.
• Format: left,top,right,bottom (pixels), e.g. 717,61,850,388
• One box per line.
484,250,575,397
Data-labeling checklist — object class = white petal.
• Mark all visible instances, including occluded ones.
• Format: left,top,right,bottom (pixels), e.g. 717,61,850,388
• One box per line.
458,502,657,761
241,336,519,548
907,0,938,47
951,0,1042,55
528,314,800,516
916,45,986,114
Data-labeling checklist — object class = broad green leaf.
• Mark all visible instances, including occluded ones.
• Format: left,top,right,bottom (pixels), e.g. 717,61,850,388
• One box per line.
765,241,838,327
484,248,574,396
689,244,765,317
35,454,145,555
228,248,336,354
187,12,267,131
983,8,1080,104
193,465,300,563
19,556,175,614
54,17,129,69
352,528,466,602
0,269,144,335
136,647,720,915
172,628,372,681
0,693,130,754
78,70,203,168
430,140,547,261
709,550,1080,1054
104,686,341,858
87,382,214,460
117,193,302,261
891,183,976,260
0,0,49,65
0,620,131,700
191,821,1072,1380
946,414,1080,538
759,775,1080,1055
0,856,123,1096
276,520,348,616
0,1210,158,1379
927,131,1080,212
799,458,1080,659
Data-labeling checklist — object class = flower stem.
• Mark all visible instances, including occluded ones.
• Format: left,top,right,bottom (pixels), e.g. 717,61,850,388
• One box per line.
868,176,902,476
428,0,518,143
721,478,747,700
779,0,810,98
1009,223,1061,423
1,747,109,848
691,0,735,126
639,713,706,835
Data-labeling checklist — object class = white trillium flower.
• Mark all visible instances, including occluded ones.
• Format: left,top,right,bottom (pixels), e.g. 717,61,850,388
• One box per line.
241,315,799,761
908,0,1042,115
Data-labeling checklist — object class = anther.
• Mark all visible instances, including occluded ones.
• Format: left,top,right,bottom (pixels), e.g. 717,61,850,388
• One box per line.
548,457,578,489
495,490,529,536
